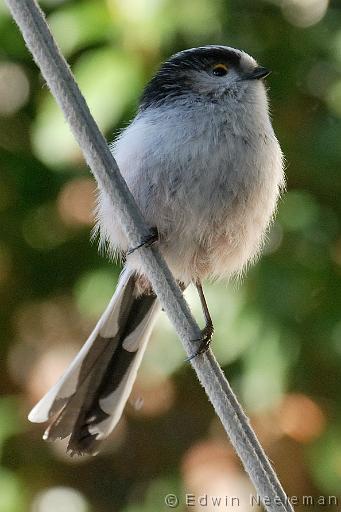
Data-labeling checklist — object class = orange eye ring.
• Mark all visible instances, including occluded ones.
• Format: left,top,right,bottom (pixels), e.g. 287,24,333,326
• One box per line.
212,63,229,77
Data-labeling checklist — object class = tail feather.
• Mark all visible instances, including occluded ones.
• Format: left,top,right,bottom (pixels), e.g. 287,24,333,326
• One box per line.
28,267,160,455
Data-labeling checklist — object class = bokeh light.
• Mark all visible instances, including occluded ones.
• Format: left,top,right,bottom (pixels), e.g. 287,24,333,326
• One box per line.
277,393,326,443
31,487,89,512
0,62,29,117
57,177,96,228
182,440,254,511
281,0,329,28
130,375,176,418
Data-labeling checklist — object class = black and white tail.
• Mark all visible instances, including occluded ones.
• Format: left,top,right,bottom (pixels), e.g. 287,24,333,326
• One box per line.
28,268,160,455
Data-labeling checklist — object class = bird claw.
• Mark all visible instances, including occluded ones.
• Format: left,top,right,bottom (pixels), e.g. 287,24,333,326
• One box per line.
186,323,214,361
127,227,159,255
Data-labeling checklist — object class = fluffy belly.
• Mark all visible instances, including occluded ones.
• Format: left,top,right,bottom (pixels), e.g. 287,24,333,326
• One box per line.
97,129,283,285
154,162,283,283
97,161,282,285
158,195,269,283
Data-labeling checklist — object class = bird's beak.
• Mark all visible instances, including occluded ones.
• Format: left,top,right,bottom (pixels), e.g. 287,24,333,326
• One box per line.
242,66,271,81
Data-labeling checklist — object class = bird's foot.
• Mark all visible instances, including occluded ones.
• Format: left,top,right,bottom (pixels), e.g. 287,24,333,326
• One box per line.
186,322,214,361
127,227,159,255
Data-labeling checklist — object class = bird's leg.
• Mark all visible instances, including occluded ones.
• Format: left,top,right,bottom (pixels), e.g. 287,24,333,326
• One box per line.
196,281,214,352
187,281,214,360
127,227,159,255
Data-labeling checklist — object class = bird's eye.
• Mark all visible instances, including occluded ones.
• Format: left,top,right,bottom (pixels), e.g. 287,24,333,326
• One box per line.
212,63,229,77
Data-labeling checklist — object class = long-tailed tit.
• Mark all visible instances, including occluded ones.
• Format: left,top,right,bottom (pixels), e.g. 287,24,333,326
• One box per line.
28,46,284,455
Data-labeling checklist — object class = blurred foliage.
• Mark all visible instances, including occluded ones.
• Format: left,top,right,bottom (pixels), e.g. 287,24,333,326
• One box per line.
0,0,341,511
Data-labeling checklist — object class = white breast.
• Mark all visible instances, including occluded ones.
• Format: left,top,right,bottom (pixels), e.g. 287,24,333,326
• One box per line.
96,84,284,284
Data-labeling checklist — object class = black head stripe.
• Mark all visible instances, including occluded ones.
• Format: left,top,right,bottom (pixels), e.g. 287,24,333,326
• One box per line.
168,46,241,70
139,45,242,110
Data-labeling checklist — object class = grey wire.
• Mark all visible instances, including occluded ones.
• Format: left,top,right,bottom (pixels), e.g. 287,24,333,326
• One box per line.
5,1,294,510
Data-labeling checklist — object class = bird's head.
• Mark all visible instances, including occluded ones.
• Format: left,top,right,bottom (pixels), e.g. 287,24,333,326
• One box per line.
140,45,270,110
